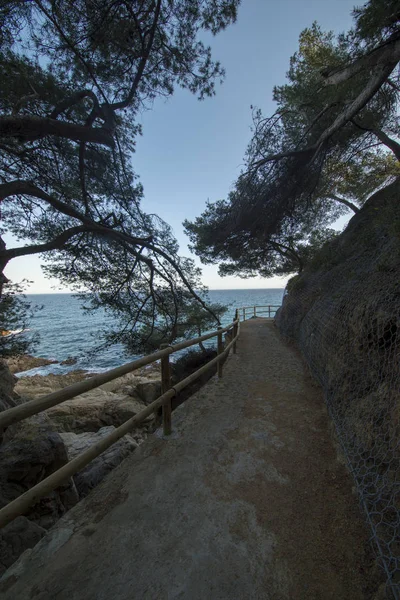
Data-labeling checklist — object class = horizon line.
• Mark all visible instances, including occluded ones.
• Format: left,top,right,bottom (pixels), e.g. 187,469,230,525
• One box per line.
25,287,286,294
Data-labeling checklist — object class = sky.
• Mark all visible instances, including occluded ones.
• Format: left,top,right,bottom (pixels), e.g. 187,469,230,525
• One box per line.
4,0,357,293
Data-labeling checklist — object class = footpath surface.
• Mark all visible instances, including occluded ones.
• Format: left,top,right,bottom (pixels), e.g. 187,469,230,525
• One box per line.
0,319,381,600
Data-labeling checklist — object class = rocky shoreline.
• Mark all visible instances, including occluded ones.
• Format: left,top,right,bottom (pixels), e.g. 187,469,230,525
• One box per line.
6,354,72,375
0,355,162,576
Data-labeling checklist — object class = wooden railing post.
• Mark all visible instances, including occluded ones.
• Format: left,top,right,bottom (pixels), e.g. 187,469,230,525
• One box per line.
233,310,238,354
254,306,256,317
160,343,172,436
268,305,271,318
242,307,245,321
217,326,223,378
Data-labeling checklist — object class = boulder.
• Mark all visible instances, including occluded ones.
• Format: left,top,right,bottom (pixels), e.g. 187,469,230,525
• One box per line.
60,357,77,366
44,390,154,433
44,389,113,432
0,413,79,529
59,427,138,497
98,371,145,393
103,394,155,425
0,516,46,577
0,359,18,413
133,378,162,405
15,370,162,423
98,371,162,403
0,363,158,574
15,370,90,400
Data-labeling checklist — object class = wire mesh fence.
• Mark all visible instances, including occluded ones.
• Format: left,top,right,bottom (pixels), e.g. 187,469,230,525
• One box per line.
311,299,399,599
277,247,400,598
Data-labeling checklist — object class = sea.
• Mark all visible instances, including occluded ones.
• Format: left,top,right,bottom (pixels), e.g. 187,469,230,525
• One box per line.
19,289,284,377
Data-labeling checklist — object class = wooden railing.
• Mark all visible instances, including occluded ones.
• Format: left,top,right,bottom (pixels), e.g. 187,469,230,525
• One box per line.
0,311,240,529
240,305,280,321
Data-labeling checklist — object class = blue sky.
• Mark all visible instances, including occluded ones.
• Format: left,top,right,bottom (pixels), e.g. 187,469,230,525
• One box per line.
4,0,357,292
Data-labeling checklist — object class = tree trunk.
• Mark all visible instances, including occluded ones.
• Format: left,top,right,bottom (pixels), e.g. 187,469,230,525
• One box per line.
329,194,359,213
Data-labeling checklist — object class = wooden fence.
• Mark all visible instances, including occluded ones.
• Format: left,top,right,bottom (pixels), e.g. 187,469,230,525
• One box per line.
241,305,281,320
0,305,280,529
0,310,241,529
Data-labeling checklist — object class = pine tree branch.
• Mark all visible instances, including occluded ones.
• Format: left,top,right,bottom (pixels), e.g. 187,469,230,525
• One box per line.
110,0,162,110
321,33,400,86
329,194,359,213
0,226,89,264
0,116,114,147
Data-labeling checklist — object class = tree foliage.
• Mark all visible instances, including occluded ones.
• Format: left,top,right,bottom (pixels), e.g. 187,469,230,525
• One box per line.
0,0,240,351
174,300,227,354
0,280,39,358
185,0,400,280
114,293,227,354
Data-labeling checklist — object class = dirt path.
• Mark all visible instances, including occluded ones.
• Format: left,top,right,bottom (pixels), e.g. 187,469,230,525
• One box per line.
0,319,382,599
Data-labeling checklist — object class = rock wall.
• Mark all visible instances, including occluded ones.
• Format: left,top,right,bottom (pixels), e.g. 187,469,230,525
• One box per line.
275,178,400,592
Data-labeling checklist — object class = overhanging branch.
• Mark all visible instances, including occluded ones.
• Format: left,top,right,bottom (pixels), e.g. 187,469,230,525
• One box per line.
321,34,400,87
329,194,359,213
0,226,88,265
0,180,152,246
0,116,114,147
110,0,162,110
50,90,100,119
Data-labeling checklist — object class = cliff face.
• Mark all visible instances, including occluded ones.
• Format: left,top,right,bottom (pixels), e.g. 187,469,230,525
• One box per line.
275,178,400,592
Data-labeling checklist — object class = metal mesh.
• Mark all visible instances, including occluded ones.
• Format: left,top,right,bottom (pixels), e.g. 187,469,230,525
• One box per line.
278,259,400,597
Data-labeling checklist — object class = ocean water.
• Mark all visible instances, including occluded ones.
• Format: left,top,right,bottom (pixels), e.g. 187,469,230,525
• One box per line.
19,289,284,376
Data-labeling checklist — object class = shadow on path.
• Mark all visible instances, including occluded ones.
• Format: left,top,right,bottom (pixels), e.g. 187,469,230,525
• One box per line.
0,319,383,600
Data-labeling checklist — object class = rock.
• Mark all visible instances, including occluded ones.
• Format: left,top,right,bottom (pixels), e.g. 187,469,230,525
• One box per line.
59,427,138,497
0,359,18,414
275,181,400,443
35,371,162,434
60,357,77,366
0,517,46,577
0,360,159,573
15,370,162,410
0,362,158,574
15,370,91,400
133,378,162,405
44,390,111,432
6,355,58,375
44,391,153,433
103,395,155,426
0,360,16,399
98,372,142,393
0,413,79,529
98,370,161,399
